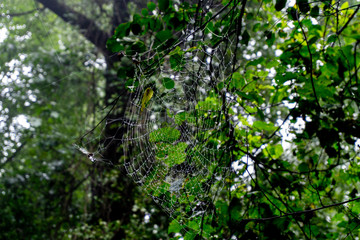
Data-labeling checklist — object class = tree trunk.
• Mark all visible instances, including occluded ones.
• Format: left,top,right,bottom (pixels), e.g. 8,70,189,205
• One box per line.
36,0,136,238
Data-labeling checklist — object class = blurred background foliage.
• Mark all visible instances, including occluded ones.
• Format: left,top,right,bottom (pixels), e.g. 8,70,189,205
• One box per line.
0,0,169,239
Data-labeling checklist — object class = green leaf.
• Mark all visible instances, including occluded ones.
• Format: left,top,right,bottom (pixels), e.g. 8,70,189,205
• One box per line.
327,34,338,44
340,1,349,9
297,0,310,13
184,231,197,240
156,30,172,41
162,77,175,89
308,36,319,45
216,200,230,223
253,121,277,132
287,7,299,20
337,221,348,228
162,142,188,167
298,162,309,172
299,46,310,58
149,127,181,142
130,41,146,53
310,6,319,17
243,105,257,114
168,220,183,233
344,34,360,41
241,30,250,45
275,72,297,84
174,111,186,124
350,188,358,198
246,57,264,68
131,23,141,35
249,135,262,147
155,142,168,158
231,72,245,89
106,37,122,52
169,46,182,55
265,144,284,159
141,8,149,16
154,30,173,47
197,97,221,111
253,23,261,32
264,31,275,46
114,22,131,38
275,0,287,11
170,54,184,70
271,86,289,103
147,2,156,11
159,0,170,12
278,30,287,38
188,221,200,231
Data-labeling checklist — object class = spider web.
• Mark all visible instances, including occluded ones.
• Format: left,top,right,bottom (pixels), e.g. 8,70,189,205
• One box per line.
101,0,248,235
69,0,360,237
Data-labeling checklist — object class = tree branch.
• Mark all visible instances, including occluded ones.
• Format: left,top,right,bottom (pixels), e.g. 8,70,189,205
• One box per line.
298,18,322,111
337,5,360,37
238,196,360,223
36,0,110,55
1,8,45,18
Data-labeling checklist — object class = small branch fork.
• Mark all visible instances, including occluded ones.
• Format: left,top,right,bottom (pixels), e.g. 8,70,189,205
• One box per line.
336,5,360,37
238,196,360,223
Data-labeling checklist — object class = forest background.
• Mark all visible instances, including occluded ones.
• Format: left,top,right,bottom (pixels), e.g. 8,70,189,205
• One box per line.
1,0,360,239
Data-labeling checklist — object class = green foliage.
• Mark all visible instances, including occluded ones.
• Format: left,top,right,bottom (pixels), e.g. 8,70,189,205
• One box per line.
162,77,175,89
2,0,360,238
149,127,181,143
64,220,121,240
156,142,188,167
107,0,360,238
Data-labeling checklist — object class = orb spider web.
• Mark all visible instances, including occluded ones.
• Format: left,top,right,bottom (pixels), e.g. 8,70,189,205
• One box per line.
108,0,248,235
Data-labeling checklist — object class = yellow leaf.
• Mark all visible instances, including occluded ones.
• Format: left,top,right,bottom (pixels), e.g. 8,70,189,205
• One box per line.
141,88,154,112
340,1,349,10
